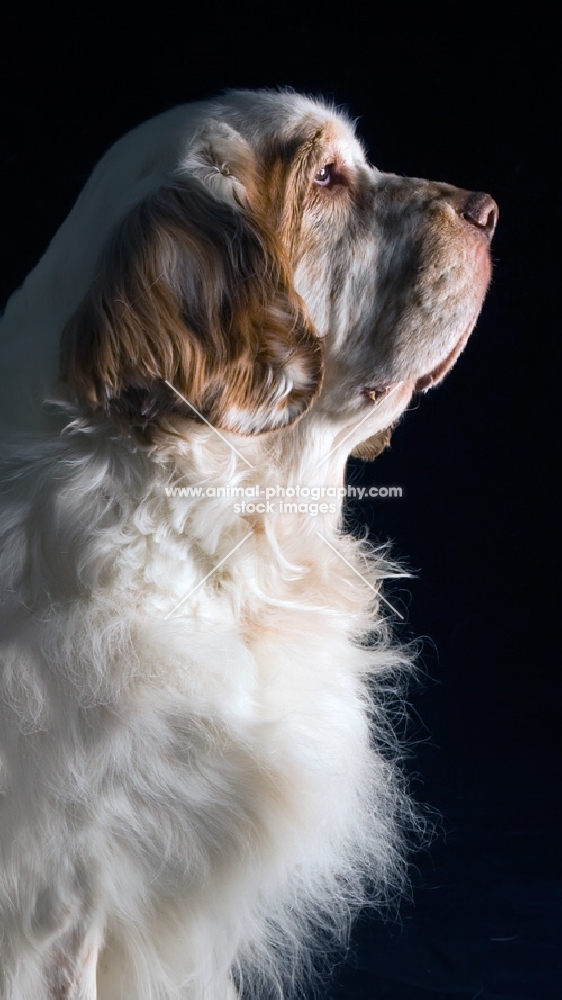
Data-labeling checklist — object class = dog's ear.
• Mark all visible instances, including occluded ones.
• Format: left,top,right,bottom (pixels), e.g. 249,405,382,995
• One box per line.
350,426,393,461
60,128,322,439
180,121,262,210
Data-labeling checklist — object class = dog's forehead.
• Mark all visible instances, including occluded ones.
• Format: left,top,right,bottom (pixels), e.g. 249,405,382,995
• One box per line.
213,89,366,165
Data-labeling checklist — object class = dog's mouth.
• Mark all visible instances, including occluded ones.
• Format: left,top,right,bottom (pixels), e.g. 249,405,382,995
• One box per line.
362,326,473,402
412,324,473,393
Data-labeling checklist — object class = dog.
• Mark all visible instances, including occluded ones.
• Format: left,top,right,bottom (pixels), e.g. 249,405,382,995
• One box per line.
0,89,496,998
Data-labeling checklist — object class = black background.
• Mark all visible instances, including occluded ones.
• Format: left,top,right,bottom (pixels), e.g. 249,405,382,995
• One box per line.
2,3,559,997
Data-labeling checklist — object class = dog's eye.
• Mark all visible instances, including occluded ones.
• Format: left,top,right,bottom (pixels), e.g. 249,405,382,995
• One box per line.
314,164,334,187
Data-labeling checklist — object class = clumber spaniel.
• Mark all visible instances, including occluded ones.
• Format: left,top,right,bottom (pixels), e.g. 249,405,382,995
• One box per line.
0,90,496,998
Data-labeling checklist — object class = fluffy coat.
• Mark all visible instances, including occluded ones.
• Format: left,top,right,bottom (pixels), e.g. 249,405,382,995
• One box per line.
0,90,496,998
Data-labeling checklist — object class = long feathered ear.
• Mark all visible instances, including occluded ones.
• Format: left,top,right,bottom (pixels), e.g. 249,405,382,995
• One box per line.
60,130,322,439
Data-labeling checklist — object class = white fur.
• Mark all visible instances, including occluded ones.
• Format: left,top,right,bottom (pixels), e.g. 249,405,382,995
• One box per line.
0,89,495,998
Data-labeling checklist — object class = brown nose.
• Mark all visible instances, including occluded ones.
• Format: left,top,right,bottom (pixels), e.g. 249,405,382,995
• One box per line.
460,192,498,238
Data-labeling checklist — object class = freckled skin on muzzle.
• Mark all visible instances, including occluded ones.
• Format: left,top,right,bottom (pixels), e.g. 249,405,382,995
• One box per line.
315,172,497,408
365,176,496,384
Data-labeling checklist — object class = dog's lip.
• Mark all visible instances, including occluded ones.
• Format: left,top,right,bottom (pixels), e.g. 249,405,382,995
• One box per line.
360,382,403,402
413,326,473,392
362,328,473,401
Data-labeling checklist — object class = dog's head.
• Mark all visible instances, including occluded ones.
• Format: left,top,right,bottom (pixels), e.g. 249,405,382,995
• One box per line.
59,90,496,451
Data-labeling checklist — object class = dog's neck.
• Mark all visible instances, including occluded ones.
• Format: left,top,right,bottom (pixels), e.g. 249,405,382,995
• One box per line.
150,415,353,536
